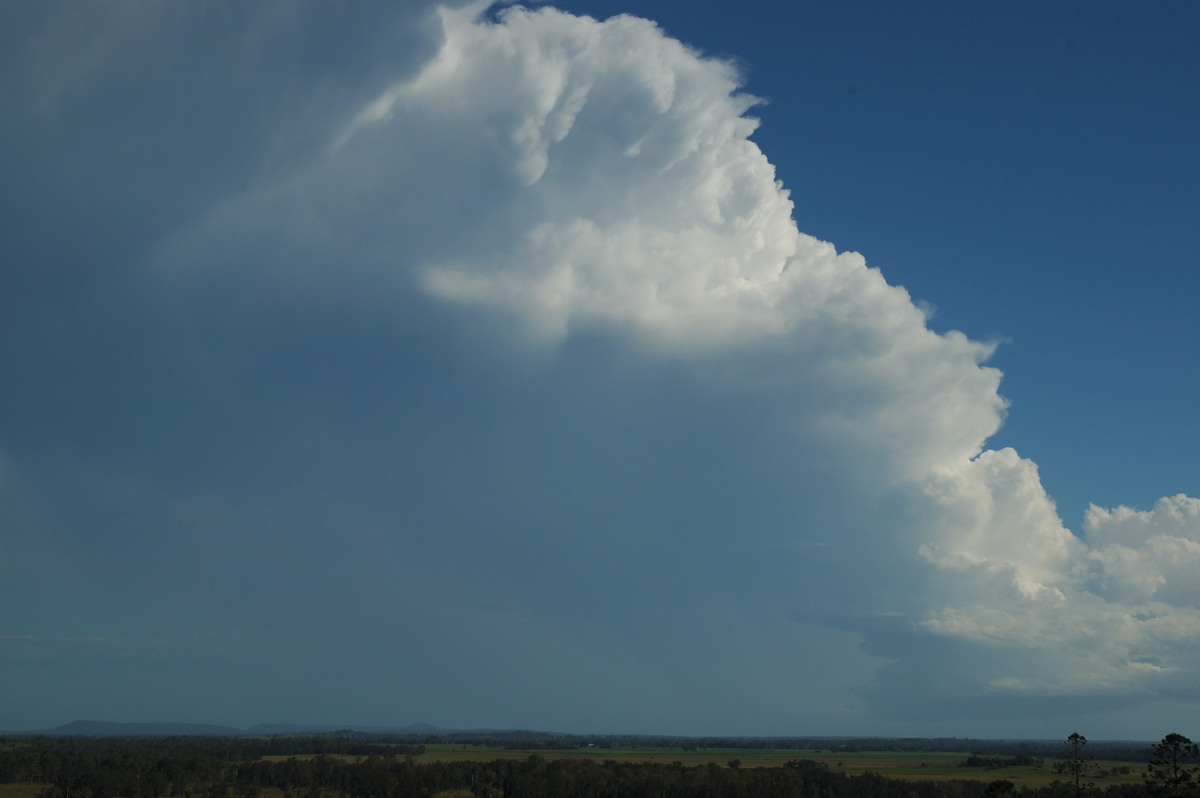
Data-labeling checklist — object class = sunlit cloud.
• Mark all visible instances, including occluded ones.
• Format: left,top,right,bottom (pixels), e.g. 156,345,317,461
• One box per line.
3,0,1197,735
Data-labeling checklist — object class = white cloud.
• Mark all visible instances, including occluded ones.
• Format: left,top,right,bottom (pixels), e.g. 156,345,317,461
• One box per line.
913,479,1200,701
329,4,801,351
1088,507,1200,623
135,1,1200,727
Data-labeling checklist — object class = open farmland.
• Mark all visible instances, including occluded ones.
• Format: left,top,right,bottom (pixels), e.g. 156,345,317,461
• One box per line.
411,744,1145,788
2,734,1159,798
0,785,52,798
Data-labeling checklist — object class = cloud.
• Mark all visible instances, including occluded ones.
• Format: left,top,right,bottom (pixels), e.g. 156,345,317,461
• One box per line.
895,476,1200,716
4,0,1199,734
330,2,1200,723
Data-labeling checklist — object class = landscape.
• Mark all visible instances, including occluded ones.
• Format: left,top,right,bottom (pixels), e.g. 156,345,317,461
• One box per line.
5,0,1200,780
2,726,1197,798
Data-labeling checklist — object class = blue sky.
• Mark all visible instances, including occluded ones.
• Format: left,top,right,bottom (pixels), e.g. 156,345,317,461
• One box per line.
2,0,1199,739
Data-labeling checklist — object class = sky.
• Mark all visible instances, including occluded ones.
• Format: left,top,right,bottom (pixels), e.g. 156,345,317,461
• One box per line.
2,0,1199,740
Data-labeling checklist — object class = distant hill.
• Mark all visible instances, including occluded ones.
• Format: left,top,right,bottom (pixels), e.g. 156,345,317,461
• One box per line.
40,720,250,737
15,720,448,738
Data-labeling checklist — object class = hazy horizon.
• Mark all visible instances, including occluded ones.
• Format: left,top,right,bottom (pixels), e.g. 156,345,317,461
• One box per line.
4,718,1159,744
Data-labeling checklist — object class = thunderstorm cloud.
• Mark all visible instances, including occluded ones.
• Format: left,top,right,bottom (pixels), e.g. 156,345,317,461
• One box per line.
2,0,1197,736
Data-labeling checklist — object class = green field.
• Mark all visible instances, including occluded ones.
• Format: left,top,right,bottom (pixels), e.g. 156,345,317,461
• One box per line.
411,745,1144,788
0,746,1151,798
0,784,52,798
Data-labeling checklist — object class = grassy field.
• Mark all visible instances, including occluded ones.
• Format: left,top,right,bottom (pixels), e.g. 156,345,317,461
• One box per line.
412,745,1145,788
0,784,51,798
257,744,1147,790
0,748,1148,797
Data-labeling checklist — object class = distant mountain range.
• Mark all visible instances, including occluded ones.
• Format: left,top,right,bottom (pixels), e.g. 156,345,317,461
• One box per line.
7,720,446,737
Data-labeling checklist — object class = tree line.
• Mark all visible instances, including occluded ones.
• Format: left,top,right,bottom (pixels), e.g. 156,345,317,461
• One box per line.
1,732,1197,798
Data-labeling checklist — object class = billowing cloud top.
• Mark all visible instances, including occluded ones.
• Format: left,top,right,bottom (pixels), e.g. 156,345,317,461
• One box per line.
3,0,1198,735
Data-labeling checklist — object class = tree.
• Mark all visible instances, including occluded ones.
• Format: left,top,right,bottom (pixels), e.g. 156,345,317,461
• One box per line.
1065,732,1090,798
984,779,1015,798
1148,733,1200,798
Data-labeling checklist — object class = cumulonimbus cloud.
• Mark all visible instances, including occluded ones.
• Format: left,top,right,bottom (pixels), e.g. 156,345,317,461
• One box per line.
152,1,1199,721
